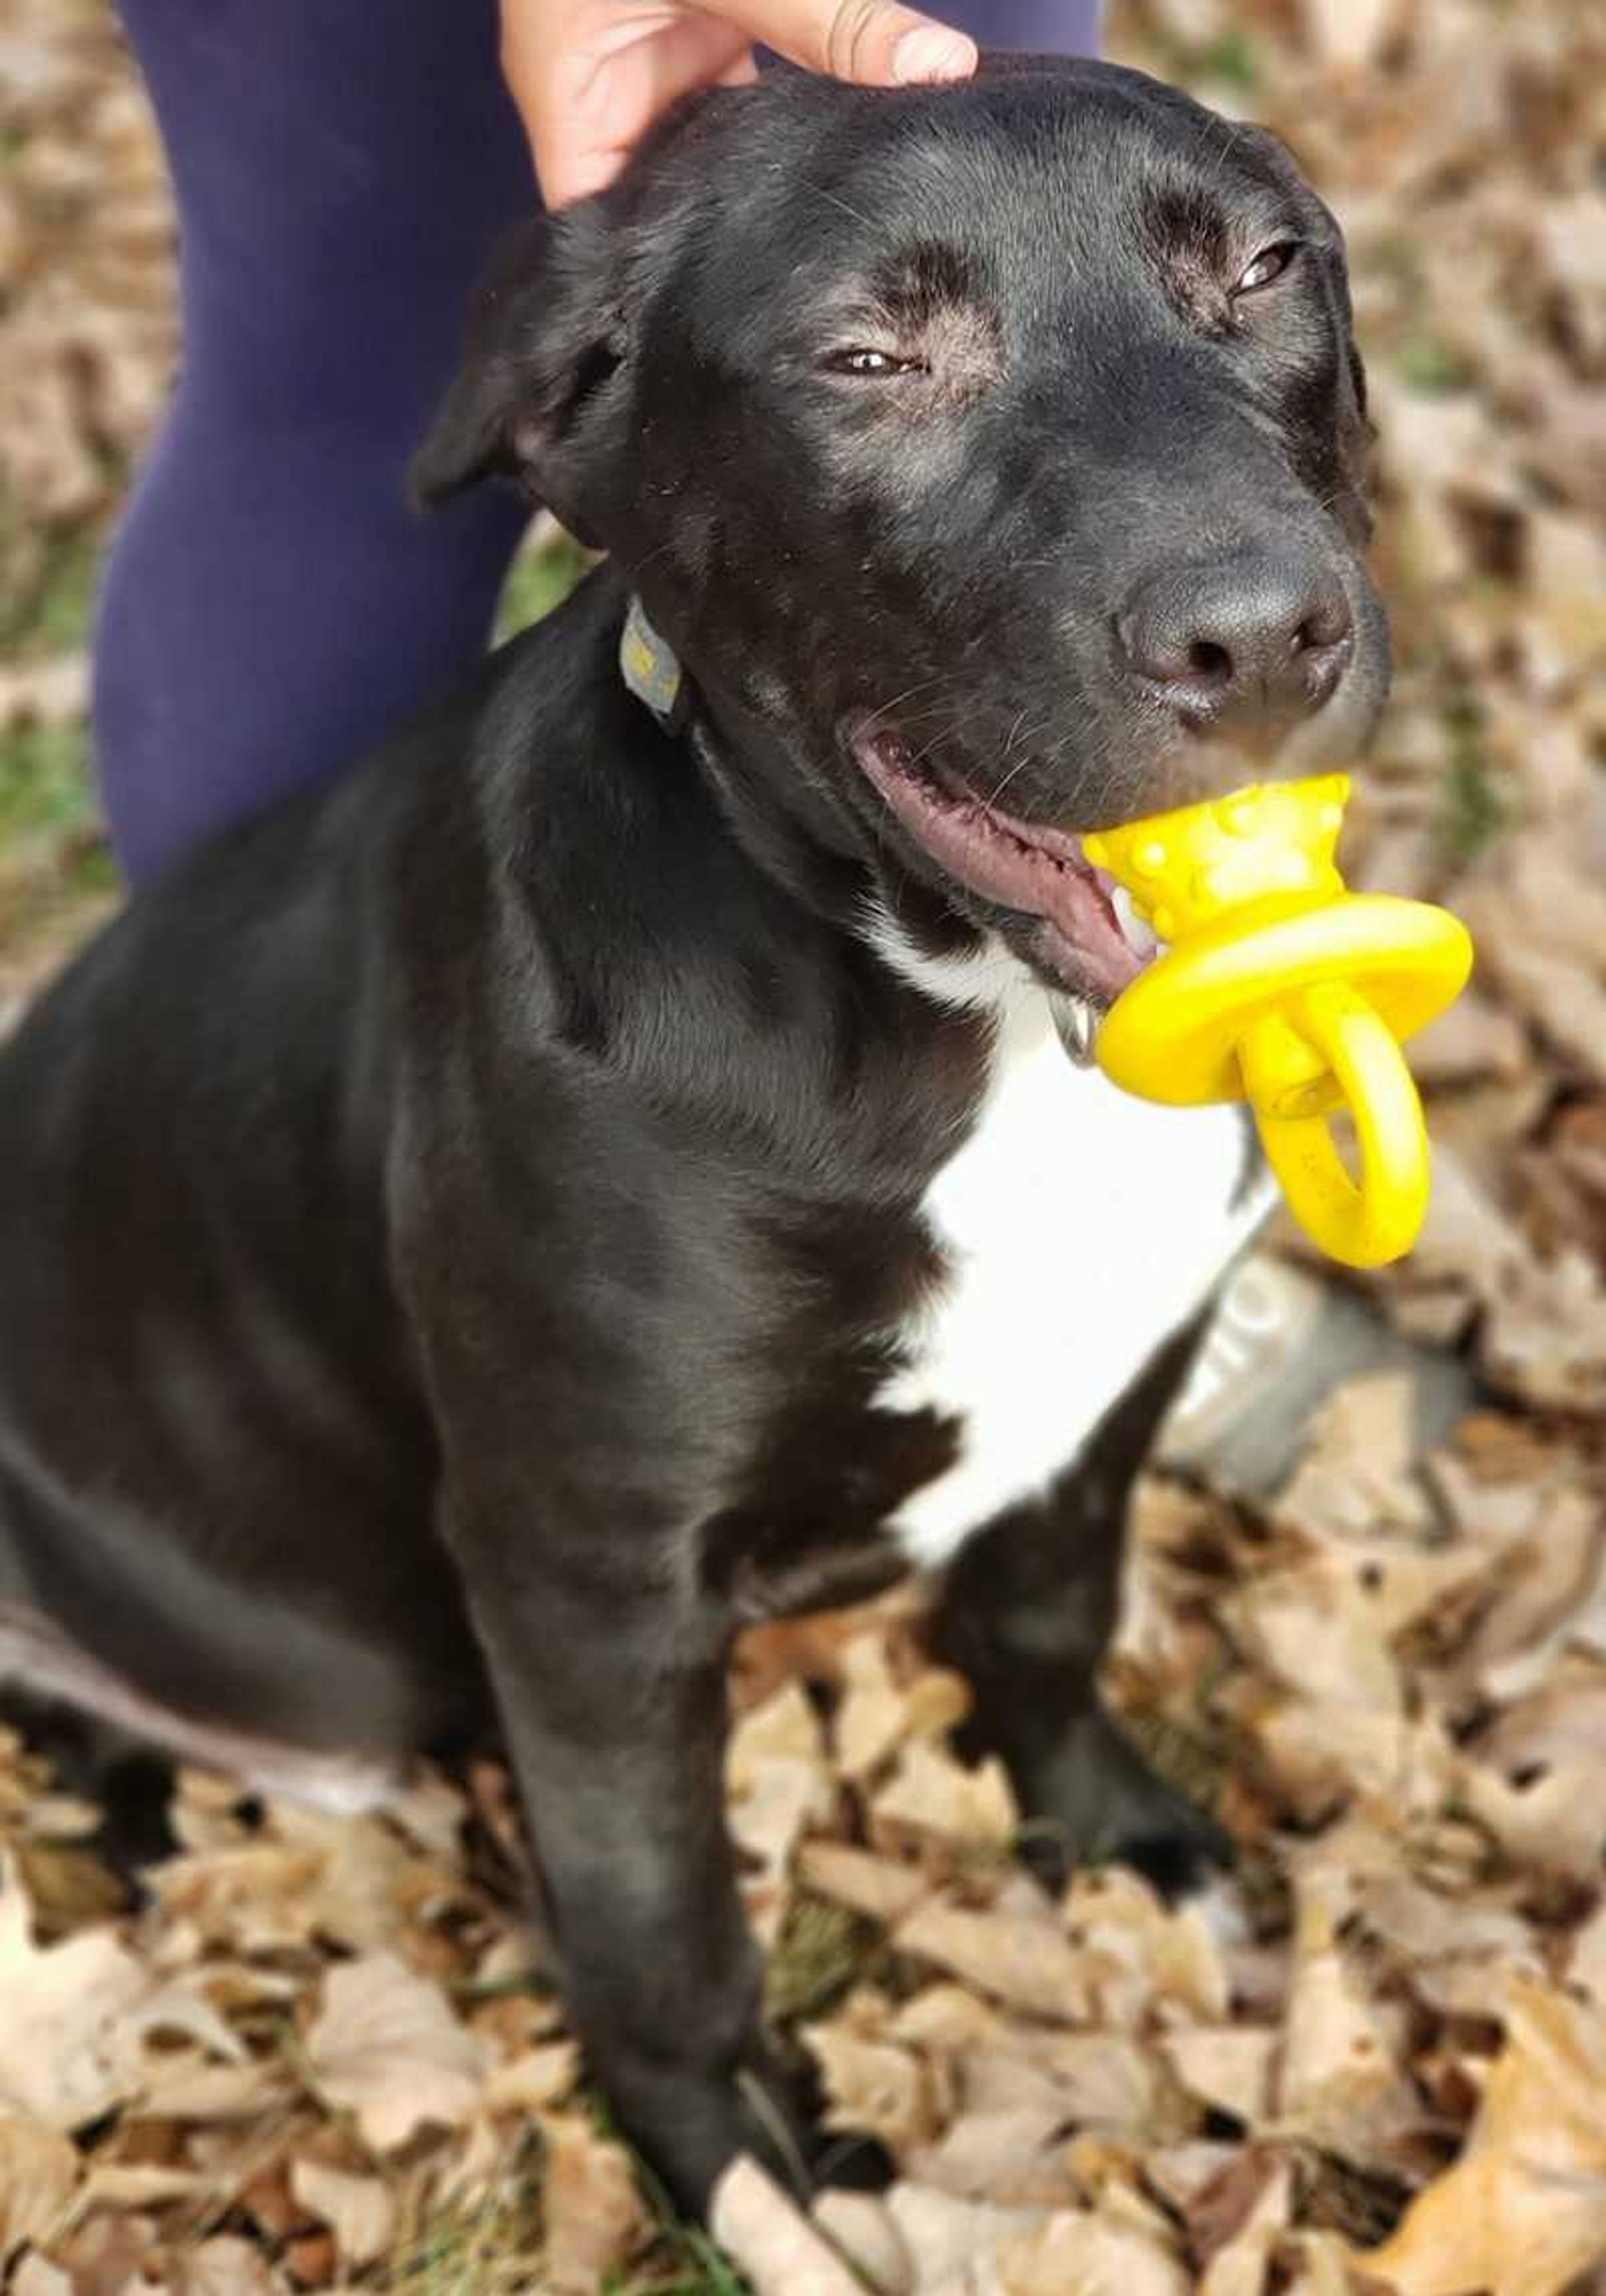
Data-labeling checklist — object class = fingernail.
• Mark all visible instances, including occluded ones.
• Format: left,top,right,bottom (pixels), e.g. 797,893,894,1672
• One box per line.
892,25,977,82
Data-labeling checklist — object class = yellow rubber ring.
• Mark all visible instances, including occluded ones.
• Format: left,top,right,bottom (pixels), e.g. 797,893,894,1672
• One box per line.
1241,982,1431,1269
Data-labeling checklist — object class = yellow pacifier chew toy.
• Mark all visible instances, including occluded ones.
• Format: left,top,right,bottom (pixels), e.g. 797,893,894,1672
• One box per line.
1083,775,1474,1269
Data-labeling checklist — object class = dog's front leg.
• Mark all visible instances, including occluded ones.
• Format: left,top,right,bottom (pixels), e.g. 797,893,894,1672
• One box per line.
441,1472,824,2215
931,1319,1229,1897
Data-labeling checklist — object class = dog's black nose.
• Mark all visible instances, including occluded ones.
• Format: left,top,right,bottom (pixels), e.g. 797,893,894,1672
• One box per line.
1117,548,1353,736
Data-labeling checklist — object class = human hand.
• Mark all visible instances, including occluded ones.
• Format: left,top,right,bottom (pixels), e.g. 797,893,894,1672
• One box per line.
501,0,978,207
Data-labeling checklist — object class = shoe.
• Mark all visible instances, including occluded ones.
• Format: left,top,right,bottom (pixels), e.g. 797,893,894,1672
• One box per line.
1156,1251,1480,1501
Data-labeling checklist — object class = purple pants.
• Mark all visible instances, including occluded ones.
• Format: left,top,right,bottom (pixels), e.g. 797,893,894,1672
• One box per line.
98,0,1102,884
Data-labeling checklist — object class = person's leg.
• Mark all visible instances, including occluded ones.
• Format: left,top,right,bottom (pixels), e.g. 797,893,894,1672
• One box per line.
96,0,534,885
948,0,1102,52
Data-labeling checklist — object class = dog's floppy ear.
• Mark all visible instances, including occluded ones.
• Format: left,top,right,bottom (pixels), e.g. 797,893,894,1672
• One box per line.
411,203,630,544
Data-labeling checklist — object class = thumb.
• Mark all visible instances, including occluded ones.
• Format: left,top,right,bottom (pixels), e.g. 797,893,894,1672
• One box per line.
724,0,977,86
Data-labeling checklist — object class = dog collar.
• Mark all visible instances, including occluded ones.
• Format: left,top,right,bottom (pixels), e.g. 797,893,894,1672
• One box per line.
619,595,689,733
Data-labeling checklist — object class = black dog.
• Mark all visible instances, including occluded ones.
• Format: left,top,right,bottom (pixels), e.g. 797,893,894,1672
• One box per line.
0,59,1386,2209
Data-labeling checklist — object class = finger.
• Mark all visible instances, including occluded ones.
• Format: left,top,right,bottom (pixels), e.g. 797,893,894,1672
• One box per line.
716,0,977,86
506,3,753,205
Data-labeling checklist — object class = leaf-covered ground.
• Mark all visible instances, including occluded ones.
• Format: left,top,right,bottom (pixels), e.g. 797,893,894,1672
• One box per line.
1,0,1605,2288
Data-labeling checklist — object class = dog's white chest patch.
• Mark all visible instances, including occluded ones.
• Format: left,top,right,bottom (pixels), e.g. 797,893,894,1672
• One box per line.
874,934,1273,1568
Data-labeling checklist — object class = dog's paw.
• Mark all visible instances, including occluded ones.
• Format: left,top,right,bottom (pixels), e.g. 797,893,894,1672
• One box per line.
780,2049,896,2194
1011,1705,1231,1900
807,2126,896,2194
612,2046,893,2222
736,2053,896,2200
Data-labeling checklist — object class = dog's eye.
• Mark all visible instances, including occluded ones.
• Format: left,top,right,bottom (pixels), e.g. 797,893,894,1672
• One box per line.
1232,242,1301,297
824,347,927,378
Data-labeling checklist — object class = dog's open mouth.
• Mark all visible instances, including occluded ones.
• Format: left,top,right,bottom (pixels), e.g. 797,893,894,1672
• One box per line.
847,718,1160,1003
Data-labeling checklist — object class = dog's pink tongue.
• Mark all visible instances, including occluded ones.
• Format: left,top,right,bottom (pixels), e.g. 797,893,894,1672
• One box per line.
1035,865,1147,1001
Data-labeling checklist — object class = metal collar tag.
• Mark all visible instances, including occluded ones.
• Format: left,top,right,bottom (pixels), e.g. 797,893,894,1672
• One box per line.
619,596,688,732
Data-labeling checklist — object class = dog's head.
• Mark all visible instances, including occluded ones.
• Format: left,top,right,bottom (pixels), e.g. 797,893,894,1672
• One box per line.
418,58,1387,1004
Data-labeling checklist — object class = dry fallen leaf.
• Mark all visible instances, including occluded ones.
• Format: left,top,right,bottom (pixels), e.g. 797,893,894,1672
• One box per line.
799,1840,930,1926
0,2116,78,2255
908,2103,1079,2208
1188,2147,1296,2286
304,1953,486,2150
1272,1372,1434,1543
728,1680,836,1943
54,2203,162,2296
894,1897,1096,2022
288,2157,396,2270
871,1739,1017,1853
803,2021,933,2148
887,2183,1051,2289
1276,1854,1424,2169
1062,1867,1231,2024
835,1633,916,1780
1366,1975,1606,2295
0,1857,155,2127
540,2112,646,2294
171,2237,288,2295
999,2207,1190,2296
813,2187,915,2293
712,2155,865,2296
1159,2028,1276,2127
10,2259,74,2296
481,2037,581,2115
971,2027,1158,2133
